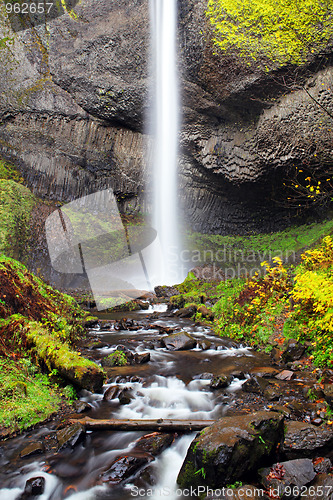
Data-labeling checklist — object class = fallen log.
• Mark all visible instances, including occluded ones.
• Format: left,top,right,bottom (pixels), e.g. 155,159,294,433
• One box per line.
68,417,215,432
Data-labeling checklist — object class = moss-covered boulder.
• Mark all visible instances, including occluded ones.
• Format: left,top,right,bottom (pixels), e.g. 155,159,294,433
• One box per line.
177,411,284,489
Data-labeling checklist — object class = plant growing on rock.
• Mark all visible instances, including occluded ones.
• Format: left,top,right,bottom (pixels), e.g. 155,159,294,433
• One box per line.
106,349,128,367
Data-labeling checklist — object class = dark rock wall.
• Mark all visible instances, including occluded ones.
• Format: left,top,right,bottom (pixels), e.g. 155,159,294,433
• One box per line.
0,0,332,234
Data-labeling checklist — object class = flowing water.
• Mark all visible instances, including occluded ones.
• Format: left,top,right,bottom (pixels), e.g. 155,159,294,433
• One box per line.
0,308,273,500
149,0,184,286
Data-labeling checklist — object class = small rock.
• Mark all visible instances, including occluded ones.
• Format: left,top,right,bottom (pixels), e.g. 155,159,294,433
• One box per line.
275,370,295,381
136,300,149,310
258,458,316,498
100,454,153,484
282,339,305,362
73,401,92,413
161,332,197,351
154,286,179,298
311,418,323,426
210,375,232,389
103,385,122,401
193,373,214,380
282,421,333,459
56,423,85,450
197,305,214,320
175,305,197,318
264,385,281,401
21,476,45,497
20,441,44,459
118,388,133,405
135,432,175,456
199,340,212,350
242,376,269,395
300,473,333,500
134,352,150,364
323,384,333,408
83,318,99,328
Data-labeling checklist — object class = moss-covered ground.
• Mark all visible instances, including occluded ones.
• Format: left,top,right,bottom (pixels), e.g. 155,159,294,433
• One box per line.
177,220,333,368
0,255,104,436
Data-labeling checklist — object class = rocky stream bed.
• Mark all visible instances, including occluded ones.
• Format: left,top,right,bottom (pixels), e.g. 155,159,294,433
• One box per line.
0,304,333,500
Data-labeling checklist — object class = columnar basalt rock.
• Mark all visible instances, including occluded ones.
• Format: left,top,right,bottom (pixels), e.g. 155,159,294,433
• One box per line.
0,0,332,236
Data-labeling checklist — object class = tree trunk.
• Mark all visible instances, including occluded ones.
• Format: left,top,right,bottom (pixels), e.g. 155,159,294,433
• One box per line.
69,417,215,432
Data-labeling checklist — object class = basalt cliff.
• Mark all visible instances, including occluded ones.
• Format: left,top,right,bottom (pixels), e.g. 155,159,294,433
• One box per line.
0,0,332,234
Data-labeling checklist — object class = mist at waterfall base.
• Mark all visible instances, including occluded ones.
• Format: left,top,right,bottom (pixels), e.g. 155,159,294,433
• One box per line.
147,0,186,287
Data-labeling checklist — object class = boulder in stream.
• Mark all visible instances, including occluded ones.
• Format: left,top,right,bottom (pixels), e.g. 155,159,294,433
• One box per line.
56,422,85,450
20,476,46,498
177,411,284,489
162,332,197,351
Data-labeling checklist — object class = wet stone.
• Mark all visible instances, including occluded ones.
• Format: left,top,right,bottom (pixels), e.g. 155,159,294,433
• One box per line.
282,339,305,363
301,473,333,500
56,422,85,450
323,384,333,408
20,441,44,458
258,459,316,498
193,372,214,380
103,385,122,401
118,388,134,405
73,401,92,413
134,352,150,364
282,421,333,459
135,432,175,456
242,376,269,395
210,375,232,389
275,370,295,381
100,454,154,484
162,331,197,351
20,476,45,497
175,305,197,318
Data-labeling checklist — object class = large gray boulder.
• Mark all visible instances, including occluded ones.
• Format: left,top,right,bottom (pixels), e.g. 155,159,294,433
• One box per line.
177,411,284,489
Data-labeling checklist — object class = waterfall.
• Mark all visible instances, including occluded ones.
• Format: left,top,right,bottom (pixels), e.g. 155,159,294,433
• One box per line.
149,0,184,286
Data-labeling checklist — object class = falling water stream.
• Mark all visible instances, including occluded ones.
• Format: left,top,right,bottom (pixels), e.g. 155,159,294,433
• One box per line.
149,0,184,286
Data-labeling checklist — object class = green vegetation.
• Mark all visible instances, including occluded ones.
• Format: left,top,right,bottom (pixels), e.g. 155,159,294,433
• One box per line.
0,255,104,434
186,219,333,269
106,349,128,367
177,220,333,367
0,158,24,183
0,179,36,259
0,358,62,433
206,0,333,68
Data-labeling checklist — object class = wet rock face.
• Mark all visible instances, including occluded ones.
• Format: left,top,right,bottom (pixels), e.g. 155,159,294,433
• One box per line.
177,411,284,489
258,459,316,499
0,0,332,235
281,421,333,460
162,331,197,351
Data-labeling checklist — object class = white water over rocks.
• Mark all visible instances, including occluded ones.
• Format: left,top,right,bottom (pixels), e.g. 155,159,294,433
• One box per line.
149,0,185,286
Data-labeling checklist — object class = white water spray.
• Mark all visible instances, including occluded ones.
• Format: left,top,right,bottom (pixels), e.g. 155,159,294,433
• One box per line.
149,0,184,286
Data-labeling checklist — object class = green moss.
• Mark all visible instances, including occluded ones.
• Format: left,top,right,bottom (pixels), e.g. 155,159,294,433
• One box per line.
0,180,36,259
0,357,62,434
106,349,128,367
206,0,333,68
0,158,23,183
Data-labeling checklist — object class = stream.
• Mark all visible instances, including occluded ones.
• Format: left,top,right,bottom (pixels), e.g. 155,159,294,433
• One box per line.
0,305,275,500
